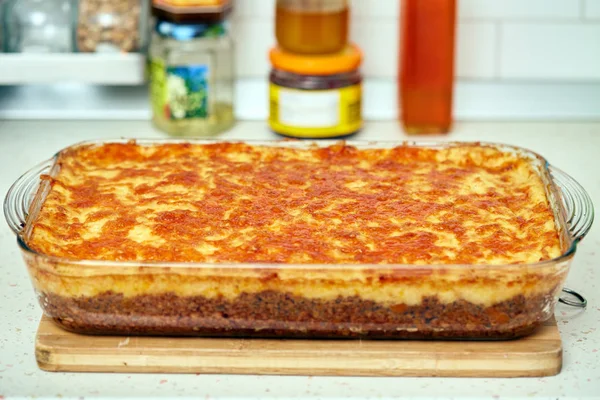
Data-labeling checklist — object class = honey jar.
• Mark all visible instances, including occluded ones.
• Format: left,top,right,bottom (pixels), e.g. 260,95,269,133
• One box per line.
275,0,349,54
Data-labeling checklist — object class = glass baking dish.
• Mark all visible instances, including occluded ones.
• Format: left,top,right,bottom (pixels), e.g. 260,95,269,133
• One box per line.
4,140,594,339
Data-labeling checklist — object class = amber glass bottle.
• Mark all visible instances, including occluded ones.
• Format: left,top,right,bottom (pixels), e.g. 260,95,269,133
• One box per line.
400,0,456,134
276,0,349,54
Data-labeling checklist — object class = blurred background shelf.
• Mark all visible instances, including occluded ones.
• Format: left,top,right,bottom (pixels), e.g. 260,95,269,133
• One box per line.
0,53,147,85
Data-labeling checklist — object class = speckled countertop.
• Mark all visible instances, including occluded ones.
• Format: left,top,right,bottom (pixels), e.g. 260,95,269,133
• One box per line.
0,120,599,399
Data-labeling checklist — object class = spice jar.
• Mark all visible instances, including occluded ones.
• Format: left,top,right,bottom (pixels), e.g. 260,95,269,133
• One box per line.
2,0,75,53
276,0,349,54
269,44,363,138
149,18,235,137
76,0,148,53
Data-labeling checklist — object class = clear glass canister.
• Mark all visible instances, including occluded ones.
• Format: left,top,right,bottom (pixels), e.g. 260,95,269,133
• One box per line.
2,0,74,53
149,19,235,137
269,44,363,138
76,0,149,53
276,0,349,54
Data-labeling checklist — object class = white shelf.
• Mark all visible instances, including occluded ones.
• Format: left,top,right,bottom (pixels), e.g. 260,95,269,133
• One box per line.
0,53,147,85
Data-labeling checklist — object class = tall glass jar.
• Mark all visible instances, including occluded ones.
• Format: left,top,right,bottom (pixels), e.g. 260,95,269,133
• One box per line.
2,0,74,53
76,0,149,53
276,0,349,54
149,19,235,137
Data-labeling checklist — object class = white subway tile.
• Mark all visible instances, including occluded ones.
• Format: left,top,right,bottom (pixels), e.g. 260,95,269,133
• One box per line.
584,0,600,18
234,0,398,19
350,0,399,18
456,22,498,79
500,23,600,80
459,0,580,20
351,20,398,78
232,0,275,18
232,20,275,78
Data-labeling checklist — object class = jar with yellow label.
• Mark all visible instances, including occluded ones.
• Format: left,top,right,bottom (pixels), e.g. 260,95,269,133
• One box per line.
269,44,363,139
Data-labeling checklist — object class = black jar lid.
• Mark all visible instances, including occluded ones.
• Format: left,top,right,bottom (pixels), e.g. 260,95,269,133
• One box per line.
152,1,232,24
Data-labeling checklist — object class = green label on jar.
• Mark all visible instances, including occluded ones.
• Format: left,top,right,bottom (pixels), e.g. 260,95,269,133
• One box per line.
150,59,209,120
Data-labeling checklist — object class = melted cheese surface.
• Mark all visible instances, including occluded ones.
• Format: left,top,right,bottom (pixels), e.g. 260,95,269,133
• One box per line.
27,142,562,265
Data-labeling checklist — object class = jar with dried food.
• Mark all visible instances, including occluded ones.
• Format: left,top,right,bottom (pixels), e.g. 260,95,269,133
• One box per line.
76,0,149,53
149,19,235,136
2,0,74,53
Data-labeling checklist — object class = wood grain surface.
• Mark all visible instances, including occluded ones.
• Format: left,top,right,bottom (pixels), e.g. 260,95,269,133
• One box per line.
35,316,562,377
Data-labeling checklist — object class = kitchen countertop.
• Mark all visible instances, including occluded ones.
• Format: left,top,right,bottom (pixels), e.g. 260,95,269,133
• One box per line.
0,120,598,399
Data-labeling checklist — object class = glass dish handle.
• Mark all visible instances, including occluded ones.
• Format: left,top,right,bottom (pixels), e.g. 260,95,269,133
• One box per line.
549,165,594,243
549,165,594,309
4,159,55,235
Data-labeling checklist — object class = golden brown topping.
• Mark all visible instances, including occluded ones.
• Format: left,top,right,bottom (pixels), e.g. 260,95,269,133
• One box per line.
27,142,562,265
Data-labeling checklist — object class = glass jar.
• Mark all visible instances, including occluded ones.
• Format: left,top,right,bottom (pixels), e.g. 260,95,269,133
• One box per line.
149,19,235,137
269,44,363,138
2,0,74,53
76,0,149,53
276,0,349,54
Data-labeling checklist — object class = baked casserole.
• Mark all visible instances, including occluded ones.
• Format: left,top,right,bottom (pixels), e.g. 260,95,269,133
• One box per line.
6,140,592,339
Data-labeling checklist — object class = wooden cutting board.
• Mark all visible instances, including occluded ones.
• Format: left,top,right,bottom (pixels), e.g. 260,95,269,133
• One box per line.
35,316,562,377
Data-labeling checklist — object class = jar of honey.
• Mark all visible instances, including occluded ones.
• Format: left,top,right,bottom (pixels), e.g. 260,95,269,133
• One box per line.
275,0,349,55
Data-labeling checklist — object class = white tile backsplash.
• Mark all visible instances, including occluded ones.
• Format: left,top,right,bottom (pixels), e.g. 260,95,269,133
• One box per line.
351,20,398,78
459,0,581,20
584,0,600,18
349,0,399,19
500,23,600,80
232,0,600,82
456,22,498,79
233,0,275,18
232,20,275,78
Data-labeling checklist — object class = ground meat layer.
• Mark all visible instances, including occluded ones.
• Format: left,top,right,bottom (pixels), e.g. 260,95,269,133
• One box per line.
40,290,553,339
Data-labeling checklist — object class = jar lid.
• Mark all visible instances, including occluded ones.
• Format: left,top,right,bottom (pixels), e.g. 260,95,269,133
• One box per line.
269,44,363,76
152,0,232,23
